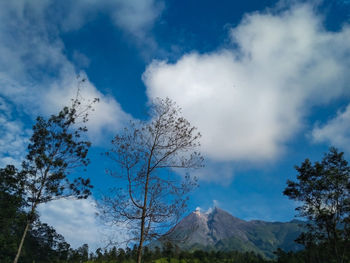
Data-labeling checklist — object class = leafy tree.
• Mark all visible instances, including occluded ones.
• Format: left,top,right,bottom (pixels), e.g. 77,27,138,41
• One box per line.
108,246,118,261
24,220,71,263
117,248,126,262
163,242,175,261
283,147,350,263
70,243,89,262
143,246,152,262
0,165,73,263
13,94,98,263
154,246,162,260
95,247,104,261
0,165,26,262
101,98,203,263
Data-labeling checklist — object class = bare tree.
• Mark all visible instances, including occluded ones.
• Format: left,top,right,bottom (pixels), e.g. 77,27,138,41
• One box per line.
101,98,203,263
13,89,98,263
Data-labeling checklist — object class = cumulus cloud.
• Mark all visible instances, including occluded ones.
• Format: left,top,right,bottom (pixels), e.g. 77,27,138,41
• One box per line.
109,0,164,39
43,73,130,142
38,198,129,251
0,1,132,144
38,198,101,250
54,0,164,49
191,160,235,183
72,51,91,69
0,97,30,167
0,0,160,248
312,104,350,151
143,3,350,165
213,199,220,207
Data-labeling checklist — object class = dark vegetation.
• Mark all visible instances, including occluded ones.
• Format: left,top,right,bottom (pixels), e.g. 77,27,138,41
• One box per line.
282,147,350,263
6,91,98,263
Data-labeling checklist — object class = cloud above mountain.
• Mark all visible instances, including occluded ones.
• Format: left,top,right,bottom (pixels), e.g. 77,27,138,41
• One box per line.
143,3,350,163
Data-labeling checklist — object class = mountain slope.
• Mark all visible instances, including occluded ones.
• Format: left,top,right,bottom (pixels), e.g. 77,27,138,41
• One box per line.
160,207,304,259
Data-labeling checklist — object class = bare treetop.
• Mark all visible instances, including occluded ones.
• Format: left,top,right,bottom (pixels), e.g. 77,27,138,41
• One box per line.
102,97,203,263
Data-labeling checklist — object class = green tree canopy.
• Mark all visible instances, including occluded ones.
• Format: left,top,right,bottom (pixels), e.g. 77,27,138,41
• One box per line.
13,93,98,263
283,147,350,263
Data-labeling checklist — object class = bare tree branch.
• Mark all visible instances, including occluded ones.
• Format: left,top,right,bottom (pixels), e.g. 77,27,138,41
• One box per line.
100,98,203,263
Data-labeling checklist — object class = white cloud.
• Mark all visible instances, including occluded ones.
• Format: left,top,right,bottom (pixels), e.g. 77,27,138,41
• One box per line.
0,1,132,144
204,200,220,214
54,0,163,49
0,98,30,167
143,3,350,168
43,73,130,142
193,200,219,215
38,198,101,250
192,161,235,183
38,198,129,251
312,104,350,151
72,51,91,69
109,0,164,39
213,199,220,207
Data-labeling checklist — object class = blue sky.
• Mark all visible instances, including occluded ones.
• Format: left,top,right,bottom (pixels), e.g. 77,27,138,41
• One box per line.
1,0,350,250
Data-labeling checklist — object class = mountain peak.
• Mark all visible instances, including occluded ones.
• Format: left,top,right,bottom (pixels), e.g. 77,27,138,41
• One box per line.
194,207,201,215
193,206,223,216
165,207,304,259
211,206,226,214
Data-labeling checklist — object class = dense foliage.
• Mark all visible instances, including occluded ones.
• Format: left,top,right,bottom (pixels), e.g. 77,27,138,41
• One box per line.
283,147,350,263
0,92,98,262
85,245,271,263
0,164,71,263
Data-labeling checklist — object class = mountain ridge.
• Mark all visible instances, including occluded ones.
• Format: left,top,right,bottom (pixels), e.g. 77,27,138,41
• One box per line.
157,207,304,259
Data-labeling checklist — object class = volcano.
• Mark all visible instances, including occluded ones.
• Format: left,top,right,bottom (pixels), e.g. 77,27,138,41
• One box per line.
156,207,304,259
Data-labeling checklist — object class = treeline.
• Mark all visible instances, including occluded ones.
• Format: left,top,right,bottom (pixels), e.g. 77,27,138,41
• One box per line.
89,244,350,263
0,159,348,263
275,243,350,263
0,165,69,263
87,244,270,263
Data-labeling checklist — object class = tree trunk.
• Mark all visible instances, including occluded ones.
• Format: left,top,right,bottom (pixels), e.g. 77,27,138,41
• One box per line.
136,192,147,263
13,220,30,263
14,200,37,263
137,200,147,263
137,237,144,263
137,148,153,263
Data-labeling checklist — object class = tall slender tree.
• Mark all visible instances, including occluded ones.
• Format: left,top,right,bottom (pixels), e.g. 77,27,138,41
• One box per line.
102,98,203,263
13,92,98,263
